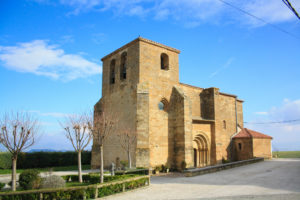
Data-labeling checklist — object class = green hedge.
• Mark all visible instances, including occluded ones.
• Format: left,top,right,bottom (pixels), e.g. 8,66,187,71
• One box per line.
63,174,137,184
0,176,149,200
115,168,149,175
0,151,91,170
0,153,11,170
17,151,91,169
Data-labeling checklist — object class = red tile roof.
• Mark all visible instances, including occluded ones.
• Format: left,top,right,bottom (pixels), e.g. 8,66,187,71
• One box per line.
233,128,272,139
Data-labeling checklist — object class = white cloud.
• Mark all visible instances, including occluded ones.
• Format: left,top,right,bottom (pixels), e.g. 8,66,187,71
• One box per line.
241,0,300,26
247,99,300,151
0,40,101,81
43,0,300,27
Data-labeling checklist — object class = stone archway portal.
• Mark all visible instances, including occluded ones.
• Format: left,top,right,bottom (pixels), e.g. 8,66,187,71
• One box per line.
193,135,209,167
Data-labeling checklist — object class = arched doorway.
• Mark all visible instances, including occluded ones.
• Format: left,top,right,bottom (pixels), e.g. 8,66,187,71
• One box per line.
193,134,209,167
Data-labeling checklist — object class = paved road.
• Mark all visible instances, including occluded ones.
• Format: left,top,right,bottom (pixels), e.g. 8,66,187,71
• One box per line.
103,159,300,200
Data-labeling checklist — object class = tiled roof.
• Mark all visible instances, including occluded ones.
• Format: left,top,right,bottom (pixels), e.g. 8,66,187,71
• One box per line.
233,128,272,139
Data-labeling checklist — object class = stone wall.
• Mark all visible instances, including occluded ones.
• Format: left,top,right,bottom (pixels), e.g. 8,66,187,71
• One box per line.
92,41,140,168
92,37,245,170
233,138,253,161
139,40,180,168
252,138,272,159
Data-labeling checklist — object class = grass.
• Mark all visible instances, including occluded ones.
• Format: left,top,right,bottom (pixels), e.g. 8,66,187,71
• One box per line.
0,165,91,175
272,151,300,158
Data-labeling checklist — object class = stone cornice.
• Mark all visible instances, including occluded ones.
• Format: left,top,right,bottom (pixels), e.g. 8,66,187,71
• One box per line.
101,37,180,61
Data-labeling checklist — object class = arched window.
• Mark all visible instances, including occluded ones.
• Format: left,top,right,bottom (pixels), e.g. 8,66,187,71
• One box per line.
223,120,226,129
158,98,169,111
160,53,169,70
120,52,127,80
238,143,242,150
110,59,116,84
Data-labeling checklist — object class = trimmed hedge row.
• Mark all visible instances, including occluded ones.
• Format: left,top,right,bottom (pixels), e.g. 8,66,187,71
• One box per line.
62,174,138,184
0,176,150,200
0,151,91,169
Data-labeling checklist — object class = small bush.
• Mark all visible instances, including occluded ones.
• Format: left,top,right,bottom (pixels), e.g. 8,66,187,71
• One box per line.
41,175,65,189
19,169,41,190
61,175,71,182
120,160,128,169
70,175,79,182
82,174,90,183
222,158,230,164
0,182,6,190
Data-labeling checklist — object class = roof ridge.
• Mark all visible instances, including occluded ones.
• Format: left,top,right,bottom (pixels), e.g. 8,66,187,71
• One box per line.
244,128,253,138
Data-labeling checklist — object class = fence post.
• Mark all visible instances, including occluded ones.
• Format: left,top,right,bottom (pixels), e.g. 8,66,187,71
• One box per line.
94,186,98,198
39,193,43,200
122,183,125,192
83,190,86,200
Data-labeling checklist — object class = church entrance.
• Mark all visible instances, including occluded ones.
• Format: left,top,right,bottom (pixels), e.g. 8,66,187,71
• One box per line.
193,134,209,167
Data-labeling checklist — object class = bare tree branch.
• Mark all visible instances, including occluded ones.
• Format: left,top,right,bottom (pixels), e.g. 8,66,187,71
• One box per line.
117,126,136,169
60,112,93,183
89,109,118,183
0,111,40,191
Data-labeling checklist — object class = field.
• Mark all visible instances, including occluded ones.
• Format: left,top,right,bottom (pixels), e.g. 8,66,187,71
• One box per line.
273,151,300,158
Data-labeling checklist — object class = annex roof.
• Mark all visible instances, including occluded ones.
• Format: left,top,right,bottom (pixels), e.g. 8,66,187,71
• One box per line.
233,128,272,139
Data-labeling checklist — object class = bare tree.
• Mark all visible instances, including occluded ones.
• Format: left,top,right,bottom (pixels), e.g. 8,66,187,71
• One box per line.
89,110,117,183
0,112,39,191
118,127,136,169
61,113,92,183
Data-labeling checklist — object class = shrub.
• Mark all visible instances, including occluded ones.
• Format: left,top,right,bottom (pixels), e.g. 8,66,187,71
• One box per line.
82,174,90,183
154,165,162,172
0,152,12,169
0,182,5,190
98,184,123,197
41,175,65,189
125,177,148,190
19,169,41,190
120,160,128,169
70,175,79,182
222,158,230,164
61,175,71,182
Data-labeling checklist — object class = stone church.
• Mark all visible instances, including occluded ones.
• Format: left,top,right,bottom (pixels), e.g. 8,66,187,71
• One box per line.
91,37,272,170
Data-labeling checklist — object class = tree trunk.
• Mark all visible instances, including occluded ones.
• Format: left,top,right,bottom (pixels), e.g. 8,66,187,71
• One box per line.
128,148,132,169
11,156,17,191
100,145,104,183
78,151,82,183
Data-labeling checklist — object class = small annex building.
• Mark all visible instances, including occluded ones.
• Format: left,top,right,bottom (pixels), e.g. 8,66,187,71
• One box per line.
91,37,273,170
233,128,273,161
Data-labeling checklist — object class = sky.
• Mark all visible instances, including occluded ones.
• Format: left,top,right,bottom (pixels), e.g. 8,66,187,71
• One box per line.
0,0,300,151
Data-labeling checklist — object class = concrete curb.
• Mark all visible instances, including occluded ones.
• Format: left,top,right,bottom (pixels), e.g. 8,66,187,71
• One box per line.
184,157,264,177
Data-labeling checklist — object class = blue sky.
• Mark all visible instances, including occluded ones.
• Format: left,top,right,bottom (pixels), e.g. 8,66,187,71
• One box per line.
0,0,300,151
